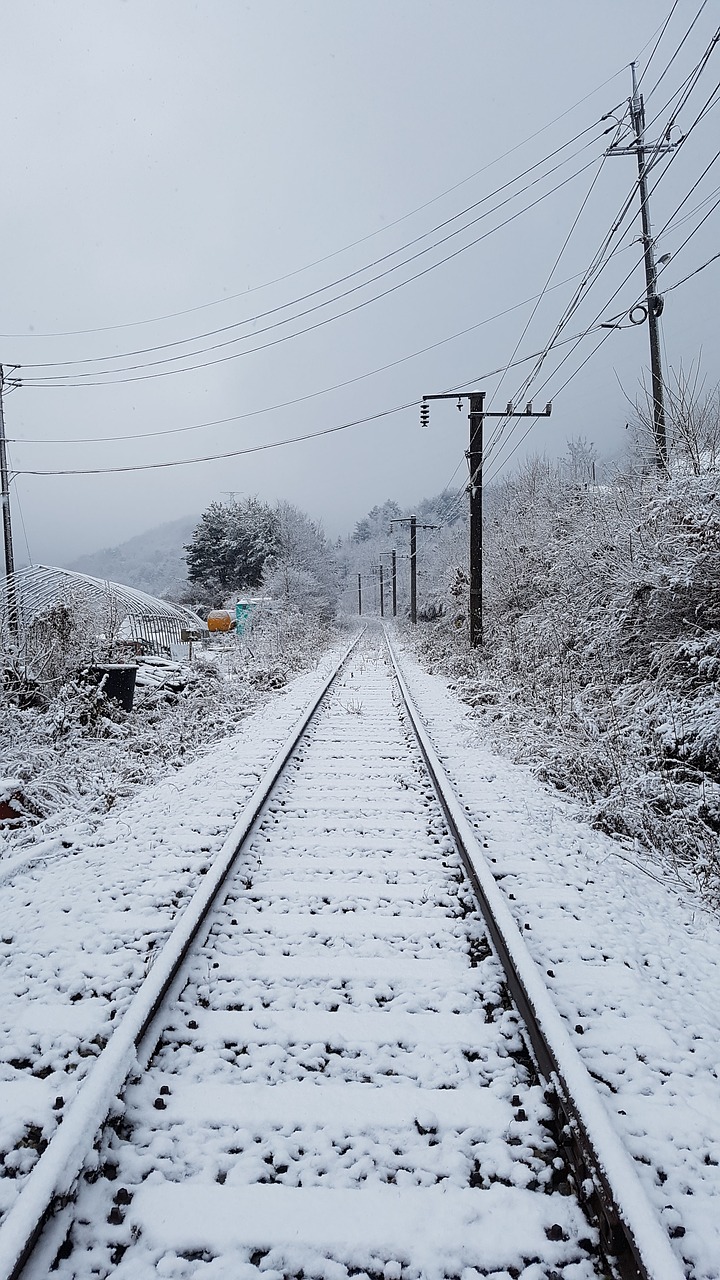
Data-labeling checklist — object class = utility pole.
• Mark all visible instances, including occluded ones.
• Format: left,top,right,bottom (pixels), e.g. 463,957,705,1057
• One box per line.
357,573,362,616
468,393,484,648
390,516,436,624
379,563,385,618
409,516,416,624
422,393,551,646
391,549,397,617
608,64,675,471
0,366,18,637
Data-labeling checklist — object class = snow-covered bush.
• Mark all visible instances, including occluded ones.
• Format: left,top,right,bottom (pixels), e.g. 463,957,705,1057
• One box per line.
406,444,720,898
0,614,344,862
261,502,341,623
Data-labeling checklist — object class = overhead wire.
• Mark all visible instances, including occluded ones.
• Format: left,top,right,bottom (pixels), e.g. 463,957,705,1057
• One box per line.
636,0,684,92
14,125,612,371
643,0,709,100
477,48,720,482
10,401,417,476
8,264,626,445
9,32,720,484
10,232,714,482
0,69,630,342
18,145,610,386
441,52,720,508
483,179,720,487
664,246,720,291
481,120,629,468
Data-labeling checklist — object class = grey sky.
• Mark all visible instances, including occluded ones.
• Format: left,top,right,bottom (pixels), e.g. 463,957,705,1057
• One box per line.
1,0,718,565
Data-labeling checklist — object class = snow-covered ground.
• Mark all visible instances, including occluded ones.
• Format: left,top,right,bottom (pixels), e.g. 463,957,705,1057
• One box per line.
0,641,353,1223
0,626,718,1278
393,630,720,1280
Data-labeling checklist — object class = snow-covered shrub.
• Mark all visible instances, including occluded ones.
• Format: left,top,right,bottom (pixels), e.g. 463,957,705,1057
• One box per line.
407,446,720,898
0,618,343,861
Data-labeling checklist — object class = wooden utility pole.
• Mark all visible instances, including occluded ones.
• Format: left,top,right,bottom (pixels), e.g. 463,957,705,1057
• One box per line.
379,563,385,618
421,393,551,646
608,63,675,471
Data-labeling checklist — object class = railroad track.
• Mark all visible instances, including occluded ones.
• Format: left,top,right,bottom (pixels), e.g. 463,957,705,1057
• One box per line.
0,630,684,1280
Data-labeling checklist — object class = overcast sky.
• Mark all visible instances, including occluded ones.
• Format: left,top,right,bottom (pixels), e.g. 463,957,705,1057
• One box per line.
1,0,719,566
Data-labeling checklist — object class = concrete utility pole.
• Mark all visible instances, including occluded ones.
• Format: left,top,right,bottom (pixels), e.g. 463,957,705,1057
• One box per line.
0,366,18,637
0,367,15,582
357,573,362,616
421,393,551,646
379,563,385,618
608,63,676,471
390,516,437,624
409,516,416,624
390,549,397,617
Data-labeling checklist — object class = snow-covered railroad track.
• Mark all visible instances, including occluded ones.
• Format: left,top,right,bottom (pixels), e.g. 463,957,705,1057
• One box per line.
1,633,683,1280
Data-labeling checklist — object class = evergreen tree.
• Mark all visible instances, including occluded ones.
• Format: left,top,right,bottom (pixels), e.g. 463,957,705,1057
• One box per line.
185,498,280,600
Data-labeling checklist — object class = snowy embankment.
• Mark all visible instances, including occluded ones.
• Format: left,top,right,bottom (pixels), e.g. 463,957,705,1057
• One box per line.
395,629,720,1280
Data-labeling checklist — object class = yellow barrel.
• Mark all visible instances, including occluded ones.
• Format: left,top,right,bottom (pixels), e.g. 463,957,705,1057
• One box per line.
207,610,235,632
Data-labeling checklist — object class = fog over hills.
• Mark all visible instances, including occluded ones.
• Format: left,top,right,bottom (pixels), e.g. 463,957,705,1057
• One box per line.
66,514,198,599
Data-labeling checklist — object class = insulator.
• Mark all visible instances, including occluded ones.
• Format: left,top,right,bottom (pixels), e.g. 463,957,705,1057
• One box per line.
525,401,533,415
506,402,514,415
420,402,430,428
545,401,552,415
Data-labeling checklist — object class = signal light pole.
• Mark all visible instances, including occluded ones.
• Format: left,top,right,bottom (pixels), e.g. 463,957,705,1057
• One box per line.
421,392,551,646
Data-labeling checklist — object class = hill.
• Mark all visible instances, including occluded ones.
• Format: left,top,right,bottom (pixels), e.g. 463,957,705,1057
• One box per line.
66,514,198,599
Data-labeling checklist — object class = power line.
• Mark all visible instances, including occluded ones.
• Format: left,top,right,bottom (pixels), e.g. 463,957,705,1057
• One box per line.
9,228,713,484
16,127,609,373
8,265,615,445
664,247,720,291
483,142,617,461
0,71,629,342
484,64,720,472
636,0,683,92
442,84,720,505
18,155,606,389
9,402,416,477
644,0,710,101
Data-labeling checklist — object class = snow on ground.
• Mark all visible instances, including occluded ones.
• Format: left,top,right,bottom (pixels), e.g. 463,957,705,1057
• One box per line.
40,638,602,1280
393,627,720,1280
0,639,352,1225
1,624,718,1277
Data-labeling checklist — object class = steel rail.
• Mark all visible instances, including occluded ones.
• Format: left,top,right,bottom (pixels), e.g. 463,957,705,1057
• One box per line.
384,628,685,1280
0,630,364,1280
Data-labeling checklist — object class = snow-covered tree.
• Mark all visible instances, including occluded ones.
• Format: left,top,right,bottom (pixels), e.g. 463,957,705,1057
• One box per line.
185,498,280,601
262,503,341,621
352,500,402,543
